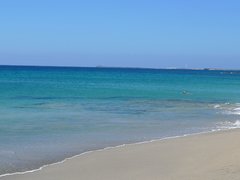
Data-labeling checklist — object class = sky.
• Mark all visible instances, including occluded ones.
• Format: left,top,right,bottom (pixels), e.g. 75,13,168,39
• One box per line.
0,0,240,69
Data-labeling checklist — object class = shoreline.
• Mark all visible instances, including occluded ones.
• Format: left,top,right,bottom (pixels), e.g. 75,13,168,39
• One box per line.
1,128,239,179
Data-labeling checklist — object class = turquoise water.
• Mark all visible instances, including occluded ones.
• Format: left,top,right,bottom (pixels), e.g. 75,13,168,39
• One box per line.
1,66,240,175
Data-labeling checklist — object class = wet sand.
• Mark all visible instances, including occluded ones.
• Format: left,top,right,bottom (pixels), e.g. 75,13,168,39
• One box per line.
2,129,240,180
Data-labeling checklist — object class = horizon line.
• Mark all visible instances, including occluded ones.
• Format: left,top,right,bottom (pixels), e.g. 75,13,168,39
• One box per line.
0,64,240,71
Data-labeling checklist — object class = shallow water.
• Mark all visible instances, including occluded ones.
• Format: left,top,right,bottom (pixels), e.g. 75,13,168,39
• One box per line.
0,66,240,175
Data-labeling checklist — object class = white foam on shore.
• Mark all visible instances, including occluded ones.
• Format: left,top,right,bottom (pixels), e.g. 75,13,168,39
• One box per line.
1,127,239,179
233,120,240,126
213,103,240,115
216,120,240,130
213,104,221,108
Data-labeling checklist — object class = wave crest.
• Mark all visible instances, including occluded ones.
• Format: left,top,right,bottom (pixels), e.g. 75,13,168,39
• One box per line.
217,120,240,130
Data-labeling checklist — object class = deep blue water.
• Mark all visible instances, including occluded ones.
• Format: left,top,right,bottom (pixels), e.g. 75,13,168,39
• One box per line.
0,66,240,175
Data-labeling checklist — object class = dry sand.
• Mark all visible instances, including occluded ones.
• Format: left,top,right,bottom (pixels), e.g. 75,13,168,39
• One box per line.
2,129,240,180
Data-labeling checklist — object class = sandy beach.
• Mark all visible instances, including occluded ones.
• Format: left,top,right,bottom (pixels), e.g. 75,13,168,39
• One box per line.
1,129,240,180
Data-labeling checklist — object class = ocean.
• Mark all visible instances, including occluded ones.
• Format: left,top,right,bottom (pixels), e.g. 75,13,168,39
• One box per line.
0,65,240,175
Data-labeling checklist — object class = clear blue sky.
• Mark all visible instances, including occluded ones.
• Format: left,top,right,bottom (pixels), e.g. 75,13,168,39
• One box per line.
0,0,239,68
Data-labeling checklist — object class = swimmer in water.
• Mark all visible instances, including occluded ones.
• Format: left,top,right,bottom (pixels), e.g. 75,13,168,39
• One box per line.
182,90,191,95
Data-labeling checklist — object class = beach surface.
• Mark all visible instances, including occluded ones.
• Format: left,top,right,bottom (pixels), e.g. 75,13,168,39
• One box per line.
2,129,240,180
